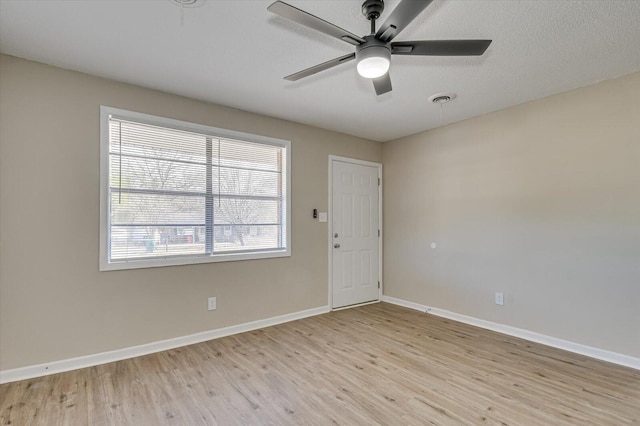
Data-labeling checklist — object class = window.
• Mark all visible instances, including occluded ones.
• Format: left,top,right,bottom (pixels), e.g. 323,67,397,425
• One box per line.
100,107,290,271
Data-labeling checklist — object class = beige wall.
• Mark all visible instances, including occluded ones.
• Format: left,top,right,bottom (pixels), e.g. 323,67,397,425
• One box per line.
1,52,637,370
0,54,382,370
383,72,640,358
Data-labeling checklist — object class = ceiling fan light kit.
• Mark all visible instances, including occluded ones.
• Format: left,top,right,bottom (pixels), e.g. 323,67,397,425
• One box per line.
356,38,391,79
267,0,492,96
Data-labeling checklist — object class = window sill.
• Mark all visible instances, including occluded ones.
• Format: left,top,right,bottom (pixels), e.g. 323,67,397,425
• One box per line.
99,249,291,271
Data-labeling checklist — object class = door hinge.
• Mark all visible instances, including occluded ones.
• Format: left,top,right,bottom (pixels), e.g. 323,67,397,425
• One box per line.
378,177,381,186
378,281,381,289
378,229,381,237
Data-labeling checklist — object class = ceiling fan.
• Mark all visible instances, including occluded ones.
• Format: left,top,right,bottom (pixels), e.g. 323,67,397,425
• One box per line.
267,0,492,95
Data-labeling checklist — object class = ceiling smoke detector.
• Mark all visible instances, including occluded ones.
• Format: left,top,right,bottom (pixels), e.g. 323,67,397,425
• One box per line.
428,93,457,104
168,0,205,7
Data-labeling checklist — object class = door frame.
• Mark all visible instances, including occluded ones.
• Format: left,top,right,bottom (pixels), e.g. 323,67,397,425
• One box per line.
328,155,383,310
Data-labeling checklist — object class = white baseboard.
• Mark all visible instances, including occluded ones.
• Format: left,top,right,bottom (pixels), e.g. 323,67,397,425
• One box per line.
381,295,640,371
0,305,330,384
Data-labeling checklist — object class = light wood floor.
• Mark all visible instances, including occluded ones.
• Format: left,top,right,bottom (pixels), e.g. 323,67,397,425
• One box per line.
1,302,639,425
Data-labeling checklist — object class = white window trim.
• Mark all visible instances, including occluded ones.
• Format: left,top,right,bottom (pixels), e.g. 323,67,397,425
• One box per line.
99,106,291,271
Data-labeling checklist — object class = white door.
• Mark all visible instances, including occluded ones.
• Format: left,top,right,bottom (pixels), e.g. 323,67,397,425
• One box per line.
331,159,380,309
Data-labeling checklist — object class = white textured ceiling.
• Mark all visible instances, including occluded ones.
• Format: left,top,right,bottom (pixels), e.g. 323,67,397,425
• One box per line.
1,0,640,142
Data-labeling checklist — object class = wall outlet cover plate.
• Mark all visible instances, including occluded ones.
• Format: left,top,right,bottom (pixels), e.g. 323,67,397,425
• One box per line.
208,297,217,311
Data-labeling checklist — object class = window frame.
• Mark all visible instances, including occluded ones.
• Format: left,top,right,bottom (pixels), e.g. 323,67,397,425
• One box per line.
99,106,291,271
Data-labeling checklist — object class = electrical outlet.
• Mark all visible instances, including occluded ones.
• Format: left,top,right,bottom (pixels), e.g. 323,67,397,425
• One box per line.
208,297,217,311
495,292,504,306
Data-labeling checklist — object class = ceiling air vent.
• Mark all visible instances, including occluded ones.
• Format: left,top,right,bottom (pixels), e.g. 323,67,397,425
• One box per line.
428,93,457,104
168,0,205,7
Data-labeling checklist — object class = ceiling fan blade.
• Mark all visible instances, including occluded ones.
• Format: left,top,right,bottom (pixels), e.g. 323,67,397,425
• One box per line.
376,0,434,42
372,73,392,96
268,1,365,46
284,53,356,81
391,40,492,56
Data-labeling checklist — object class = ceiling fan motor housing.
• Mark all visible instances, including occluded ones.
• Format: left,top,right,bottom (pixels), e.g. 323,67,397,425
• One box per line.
356,36,391,60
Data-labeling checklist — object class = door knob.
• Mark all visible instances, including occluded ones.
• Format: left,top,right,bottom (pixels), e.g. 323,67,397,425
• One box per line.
334,243,341,248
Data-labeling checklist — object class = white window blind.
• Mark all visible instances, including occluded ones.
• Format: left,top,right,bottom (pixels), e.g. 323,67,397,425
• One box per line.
100,107,290,270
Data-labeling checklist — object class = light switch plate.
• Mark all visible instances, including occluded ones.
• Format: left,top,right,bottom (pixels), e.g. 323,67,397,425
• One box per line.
318,212,328,222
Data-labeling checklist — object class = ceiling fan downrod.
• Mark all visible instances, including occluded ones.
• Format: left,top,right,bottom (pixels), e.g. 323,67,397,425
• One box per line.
362,0,384,34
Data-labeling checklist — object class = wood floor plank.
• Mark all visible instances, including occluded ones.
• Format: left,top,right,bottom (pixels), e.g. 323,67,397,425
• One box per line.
1,302,639,425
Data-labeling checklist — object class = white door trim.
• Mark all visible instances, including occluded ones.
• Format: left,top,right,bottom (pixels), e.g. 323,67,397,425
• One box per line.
328,155,383,310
